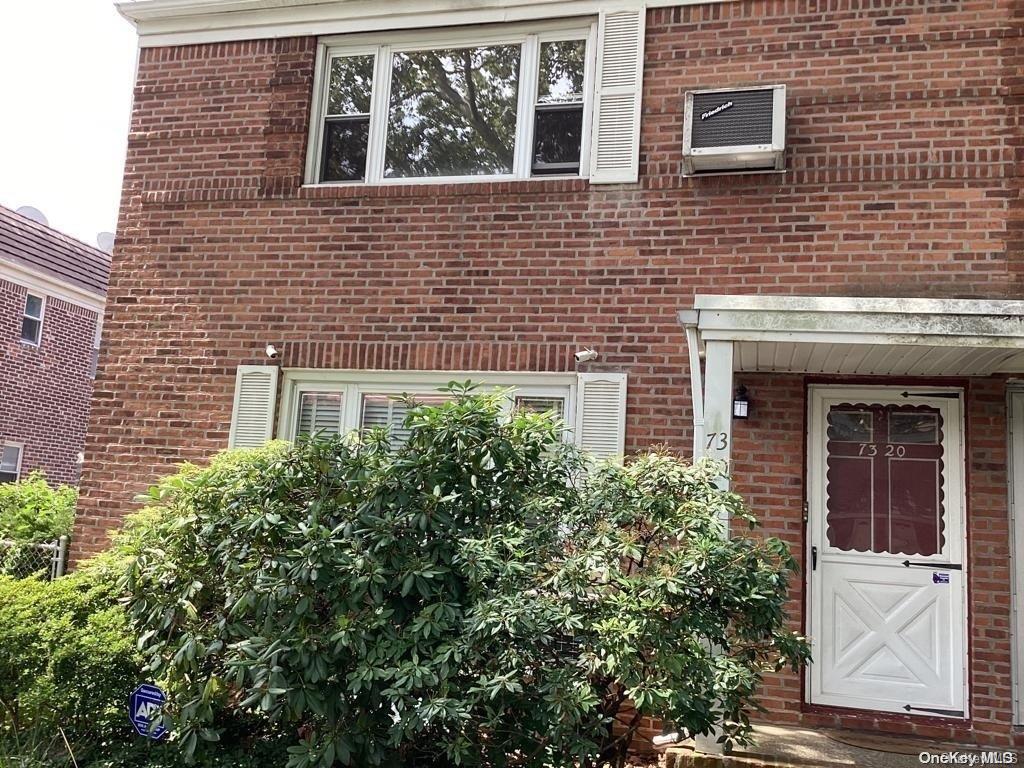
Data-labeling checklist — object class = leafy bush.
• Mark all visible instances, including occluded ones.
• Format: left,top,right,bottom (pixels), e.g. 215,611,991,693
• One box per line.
0,472,76,544
0,567,142,766
125,385,808,768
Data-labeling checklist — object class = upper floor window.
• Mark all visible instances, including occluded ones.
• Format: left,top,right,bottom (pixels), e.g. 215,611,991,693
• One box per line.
307,22,595,185
21,294,43,345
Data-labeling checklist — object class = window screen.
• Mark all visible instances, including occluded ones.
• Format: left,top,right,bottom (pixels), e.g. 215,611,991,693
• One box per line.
295,392,344,437
0,445,21,483
531,40,586,176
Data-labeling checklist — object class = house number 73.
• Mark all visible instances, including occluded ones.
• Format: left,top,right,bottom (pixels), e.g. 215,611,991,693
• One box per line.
705,432,729,451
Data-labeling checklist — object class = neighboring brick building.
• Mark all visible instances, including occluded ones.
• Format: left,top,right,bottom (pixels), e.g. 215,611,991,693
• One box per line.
0,205,110,486
80,0,1024,753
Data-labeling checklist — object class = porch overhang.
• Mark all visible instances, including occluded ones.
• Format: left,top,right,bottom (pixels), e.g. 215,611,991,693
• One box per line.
680,295,1024,376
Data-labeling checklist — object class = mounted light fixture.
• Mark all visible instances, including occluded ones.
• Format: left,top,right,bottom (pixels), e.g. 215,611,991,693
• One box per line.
733,385,750,420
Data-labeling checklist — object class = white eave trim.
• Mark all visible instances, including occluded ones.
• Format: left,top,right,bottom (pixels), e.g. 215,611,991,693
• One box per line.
683,294,1024,351
117,0,729,47
0,257,106,313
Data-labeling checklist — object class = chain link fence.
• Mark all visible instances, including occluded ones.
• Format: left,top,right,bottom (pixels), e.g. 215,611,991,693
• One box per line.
0,536,69,580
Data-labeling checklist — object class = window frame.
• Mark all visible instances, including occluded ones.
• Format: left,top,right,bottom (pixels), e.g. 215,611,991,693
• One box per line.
304,19,598,187
21,293,44,346
0,442,24,483
278,370,577,442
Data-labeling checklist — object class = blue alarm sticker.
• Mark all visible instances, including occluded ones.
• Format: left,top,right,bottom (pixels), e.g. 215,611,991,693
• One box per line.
933,572,950,584
129,684,168,740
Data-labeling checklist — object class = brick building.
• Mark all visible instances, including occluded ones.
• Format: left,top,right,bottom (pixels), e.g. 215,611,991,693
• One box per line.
0,205,109,486
79,0,1024,751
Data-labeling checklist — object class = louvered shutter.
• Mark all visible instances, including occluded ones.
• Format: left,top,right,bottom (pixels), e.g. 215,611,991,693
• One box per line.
228,365,278,448
575,373,628,459
296,392,344,437
589,9,645,184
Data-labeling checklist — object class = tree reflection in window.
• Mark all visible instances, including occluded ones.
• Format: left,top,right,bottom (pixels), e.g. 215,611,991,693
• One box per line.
320,54,375,182
384,45,521,178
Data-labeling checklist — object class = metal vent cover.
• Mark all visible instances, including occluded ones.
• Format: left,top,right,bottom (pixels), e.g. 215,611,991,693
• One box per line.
690,88,775,149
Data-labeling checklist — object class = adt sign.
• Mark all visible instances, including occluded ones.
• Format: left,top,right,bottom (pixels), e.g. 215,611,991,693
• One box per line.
129,684,168,740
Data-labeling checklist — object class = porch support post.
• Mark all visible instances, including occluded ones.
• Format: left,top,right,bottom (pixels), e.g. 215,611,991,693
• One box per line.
702,340,735,487
694,339,733,756
679,310,706,457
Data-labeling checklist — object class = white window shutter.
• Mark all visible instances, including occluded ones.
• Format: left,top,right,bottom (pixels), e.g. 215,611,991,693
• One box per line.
589,9,645,184
228,365,279,448
575,373,628,460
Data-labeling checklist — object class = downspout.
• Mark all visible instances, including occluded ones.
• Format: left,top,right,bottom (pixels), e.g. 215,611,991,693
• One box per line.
678,310,705,457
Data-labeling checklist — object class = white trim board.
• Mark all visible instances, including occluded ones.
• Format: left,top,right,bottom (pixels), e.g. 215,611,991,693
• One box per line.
117,0,732,47
0,258,105,314
684,295,1024,351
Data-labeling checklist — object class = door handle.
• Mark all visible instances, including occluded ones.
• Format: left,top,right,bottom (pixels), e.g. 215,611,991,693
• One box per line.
901,560,962,570
811,546,817,571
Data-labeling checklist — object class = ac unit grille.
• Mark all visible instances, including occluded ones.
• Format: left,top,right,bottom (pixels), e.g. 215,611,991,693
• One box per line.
690,89,775,149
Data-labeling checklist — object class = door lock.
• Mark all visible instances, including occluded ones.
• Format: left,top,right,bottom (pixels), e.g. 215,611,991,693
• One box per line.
811,546,818,571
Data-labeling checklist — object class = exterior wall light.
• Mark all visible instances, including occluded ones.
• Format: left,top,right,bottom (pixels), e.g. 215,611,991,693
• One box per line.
733,385,750,420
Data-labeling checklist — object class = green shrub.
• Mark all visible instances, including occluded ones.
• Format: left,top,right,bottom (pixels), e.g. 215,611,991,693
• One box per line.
125,385,808,768
0,568,141,766
0,472,76,544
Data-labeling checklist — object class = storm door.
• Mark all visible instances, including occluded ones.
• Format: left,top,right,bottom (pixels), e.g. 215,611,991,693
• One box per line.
807,387,967,717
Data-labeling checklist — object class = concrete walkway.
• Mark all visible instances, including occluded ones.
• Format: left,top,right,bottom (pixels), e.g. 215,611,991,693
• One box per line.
661,724,1022,768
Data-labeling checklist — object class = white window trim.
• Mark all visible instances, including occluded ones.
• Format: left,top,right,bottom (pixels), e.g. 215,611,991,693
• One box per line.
278,369,578,441
304,19,597,187
21,293,45,347
0,442,24,482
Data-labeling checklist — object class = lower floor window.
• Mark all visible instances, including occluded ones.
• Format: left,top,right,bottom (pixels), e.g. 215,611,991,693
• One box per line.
282,373,575,447
0,444,22,483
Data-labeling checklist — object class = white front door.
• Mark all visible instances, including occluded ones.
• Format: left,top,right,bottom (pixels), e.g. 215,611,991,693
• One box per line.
807,386,968,717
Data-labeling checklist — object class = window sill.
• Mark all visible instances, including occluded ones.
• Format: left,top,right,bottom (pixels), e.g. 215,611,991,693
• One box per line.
298,175,590,199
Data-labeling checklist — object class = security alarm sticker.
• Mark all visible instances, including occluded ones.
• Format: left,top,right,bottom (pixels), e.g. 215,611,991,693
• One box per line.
933,572,950,584
700,101,734,120
129,684,168,740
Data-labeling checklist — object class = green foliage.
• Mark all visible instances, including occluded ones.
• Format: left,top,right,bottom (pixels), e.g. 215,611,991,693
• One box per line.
0,568,141,766
125,385,808,768
0,472,76,543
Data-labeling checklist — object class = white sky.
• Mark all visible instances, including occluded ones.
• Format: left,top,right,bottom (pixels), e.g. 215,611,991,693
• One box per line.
0,0,137,247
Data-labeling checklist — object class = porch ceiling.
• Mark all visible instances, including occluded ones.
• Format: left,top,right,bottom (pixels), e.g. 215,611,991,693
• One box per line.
732,340,1024,376
682,294,1024,376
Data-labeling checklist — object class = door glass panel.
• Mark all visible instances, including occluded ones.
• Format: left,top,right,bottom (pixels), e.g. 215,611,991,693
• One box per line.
889,412,939,444
825,404,945,556
827,410,872,442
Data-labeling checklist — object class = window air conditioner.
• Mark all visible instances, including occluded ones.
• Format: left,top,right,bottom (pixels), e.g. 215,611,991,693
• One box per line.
682,84,786,175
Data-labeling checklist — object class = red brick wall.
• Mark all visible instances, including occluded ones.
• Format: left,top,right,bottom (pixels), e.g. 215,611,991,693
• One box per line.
76,0,1024,744
0,278,100,486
